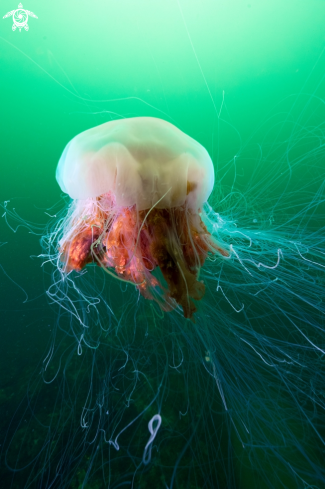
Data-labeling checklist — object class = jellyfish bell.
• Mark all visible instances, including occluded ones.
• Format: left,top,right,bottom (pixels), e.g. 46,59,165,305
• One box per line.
56,117,228,319
56,117,214,210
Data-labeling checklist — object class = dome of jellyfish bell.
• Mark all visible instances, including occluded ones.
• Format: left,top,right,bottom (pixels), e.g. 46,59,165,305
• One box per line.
56,117,214,210
56,117,228,319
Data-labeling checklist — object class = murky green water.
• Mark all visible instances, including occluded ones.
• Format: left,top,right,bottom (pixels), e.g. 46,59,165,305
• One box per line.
1,1,325,488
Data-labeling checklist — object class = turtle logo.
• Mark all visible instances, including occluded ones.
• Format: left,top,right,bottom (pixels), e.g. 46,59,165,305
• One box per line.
3,3,38,32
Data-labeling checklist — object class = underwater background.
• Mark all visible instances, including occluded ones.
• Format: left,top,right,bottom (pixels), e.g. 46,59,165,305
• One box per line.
1,1,325,488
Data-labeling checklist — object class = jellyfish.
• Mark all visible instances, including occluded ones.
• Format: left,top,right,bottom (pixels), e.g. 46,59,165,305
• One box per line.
3,114,325,489
56,117,228,319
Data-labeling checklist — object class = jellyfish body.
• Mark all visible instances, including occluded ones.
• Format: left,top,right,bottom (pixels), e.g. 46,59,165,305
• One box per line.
56,117,228,318
3,109,325,489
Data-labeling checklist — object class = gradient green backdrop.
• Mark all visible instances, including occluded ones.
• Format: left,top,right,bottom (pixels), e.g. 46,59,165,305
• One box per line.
0,0,325,486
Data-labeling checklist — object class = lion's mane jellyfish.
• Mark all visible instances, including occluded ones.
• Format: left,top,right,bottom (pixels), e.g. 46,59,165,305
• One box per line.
56,117,228,319
3,108,325,488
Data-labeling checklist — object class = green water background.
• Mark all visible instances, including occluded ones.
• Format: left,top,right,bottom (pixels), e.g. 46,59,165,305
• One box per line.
0,0,325,486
